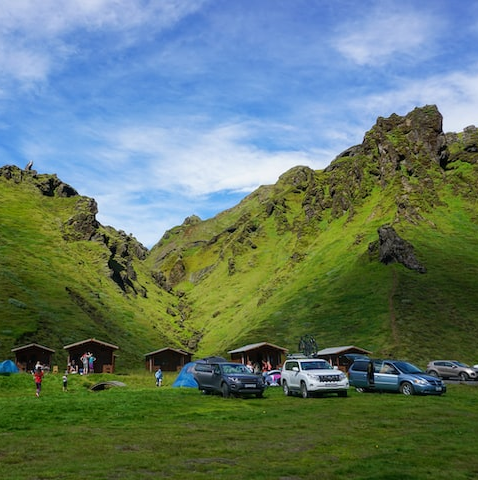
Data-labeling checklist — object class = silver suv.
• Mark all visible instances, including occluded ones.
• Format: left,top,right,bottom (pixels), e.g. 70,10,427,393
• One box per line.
281,357,349,398
426,360,477,381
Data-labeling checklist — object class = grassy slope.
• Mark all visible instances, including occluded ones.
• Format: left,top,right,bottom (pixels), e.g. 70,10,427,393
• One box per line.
152,161,478,364
179,189,395,358
3,111,478,367
0,177,189,367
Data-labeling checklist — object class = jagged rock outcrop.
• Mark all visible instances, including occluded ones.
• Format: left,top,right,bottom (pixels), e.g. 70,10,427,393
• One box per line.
369,225,427,273
323,105,449,224
63,197,100,241
0,165,78,197
362,105,449,176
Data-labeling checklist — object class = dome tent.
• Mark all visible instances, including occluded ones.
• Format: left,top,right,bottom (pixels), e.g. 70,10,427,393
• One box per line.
172,362,198,388
172,357,227,388
0,360,19,375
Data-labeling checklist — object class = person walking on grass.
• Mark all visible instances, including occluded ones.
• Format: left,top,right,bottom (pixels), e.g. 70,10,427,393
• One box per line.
33,367,44,397
155,366,163,387
63,372,68,392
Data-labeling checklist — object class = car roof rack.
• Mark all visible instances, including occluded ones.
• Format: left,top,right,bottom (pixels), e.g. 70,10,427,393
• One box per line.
286,353,320,359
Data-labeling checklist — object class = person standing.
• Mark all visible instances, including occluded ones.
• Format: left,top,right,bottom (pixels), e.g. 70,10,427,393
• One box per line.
33,367,44,397
88,353,96,374
155,367,163,387
62,373,68,392
80,352,89,375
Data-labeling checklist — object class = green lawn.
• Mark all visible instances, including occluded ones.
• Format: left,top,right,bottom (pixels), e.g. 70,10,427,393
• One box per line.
1,372,477,479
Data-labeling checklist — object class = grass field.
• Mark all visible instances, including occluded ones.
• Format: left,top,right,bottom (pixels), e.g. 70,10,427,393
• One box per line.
1,371,477,479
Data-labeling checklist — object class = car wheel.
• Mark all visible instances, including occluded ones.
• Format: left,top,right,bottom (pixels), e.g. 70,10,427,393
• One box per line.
221,383,230,398
459,372,469,381
283,380,291,396
428,370,439,377
300,381,309,398
400,381,414,395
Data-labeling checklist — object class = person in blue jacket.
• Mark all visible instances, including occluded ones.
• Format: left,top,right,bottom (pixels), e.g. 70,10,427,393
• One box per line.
155,366,163,387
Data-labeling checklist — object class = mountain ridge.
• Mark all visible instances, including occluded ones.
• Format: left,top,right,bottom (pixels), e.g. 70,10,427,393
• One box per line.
2,105,478,367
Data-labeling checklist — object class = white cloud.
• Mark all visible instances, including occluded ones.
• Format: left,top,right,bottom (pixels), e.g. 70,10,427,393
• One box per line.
91,120,325,197
347,66,478,133
334,6,438,66
1,1,477,248
0,0,209,84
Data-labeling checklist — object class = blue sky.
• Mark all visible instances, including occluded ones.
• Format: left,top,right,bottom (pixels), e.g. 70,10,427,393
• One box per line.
1,0,478,248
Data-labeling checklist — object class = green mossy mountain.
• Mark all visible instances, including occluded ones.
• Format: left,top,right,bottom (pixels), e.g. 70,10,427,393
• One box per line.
2,105,478,367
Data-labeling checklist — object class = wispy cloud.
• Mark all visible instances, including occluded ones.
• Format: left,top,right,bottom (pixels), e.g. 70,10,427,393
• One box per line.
0,0,208,84
1,1,477,247
333,4,440,66
348,65,478,132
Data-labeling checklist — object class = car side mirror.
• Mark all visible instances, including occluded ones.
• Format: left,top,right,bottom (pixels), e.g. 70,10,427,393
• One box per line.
292,366,299,372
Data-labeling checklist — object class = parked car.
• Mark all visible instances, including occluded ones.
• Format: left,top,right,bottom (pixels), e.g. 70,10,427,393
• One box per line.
348,359,446,396
426,360,477,381
281,357,349,398
193,361,265,398
263,369,281,386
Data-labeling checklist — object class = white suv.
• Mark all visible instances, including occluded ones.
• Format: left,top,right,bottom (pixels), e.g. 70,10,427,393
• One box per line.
281,357,349,398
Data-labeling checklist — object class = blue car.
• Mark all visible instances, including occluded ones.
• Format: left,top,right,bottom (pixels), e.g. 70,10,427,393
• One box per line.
348,359,446,395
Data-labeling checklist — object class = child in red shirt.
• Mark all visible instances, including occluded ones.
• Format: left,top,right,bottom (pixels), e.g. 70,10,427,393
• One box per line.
33,368,44,397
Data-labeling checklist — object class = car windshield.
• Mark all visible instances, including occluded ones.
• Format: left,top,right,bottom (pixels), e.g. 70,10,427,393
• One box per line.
221,364,252,375
394,361,423,374
300,361,332,371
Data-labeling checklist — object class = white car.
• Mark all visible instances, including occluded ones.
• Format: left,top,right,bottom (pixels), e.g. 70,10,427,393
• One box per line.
281,357,349,398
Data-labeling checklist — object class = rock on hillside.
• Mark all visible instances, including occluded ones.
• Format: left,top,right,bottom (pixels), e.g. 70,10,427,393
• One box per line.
0,164,148,295
149,105,451,287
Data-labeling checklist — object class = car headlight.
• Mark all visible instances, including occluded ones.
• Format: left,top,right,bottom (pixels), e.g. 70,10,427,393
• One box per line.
229,377,240,383
413,378,429,385
306,373,320,380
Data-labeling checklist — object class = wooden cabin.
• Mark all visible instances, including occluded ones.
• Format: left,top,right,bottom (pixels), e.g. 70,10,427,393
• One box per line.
63,338,119,374
315,345,372,372
11,343,55,372
228,342,288,369
144,347,192,372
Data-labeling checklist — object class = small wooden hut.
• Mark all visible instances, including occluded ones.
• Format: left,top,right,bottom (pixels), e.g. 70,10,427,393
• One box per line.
63,338,119,374
11,343,55,372
144,347,192,372
228,342,288,369
315,345,372,372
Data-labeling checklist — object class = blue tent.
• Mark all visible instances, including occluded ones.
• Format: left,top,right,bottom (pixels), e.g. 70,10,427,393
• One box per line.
0,360,19,375
172,362,198,388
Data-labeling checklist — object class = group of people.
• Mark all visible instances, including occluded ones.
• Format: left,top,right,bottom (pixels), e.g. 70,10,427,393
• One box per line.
32,362,69,397
245,359,273,373
80,352,96,375
32,353,96,397
66,352,96,375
